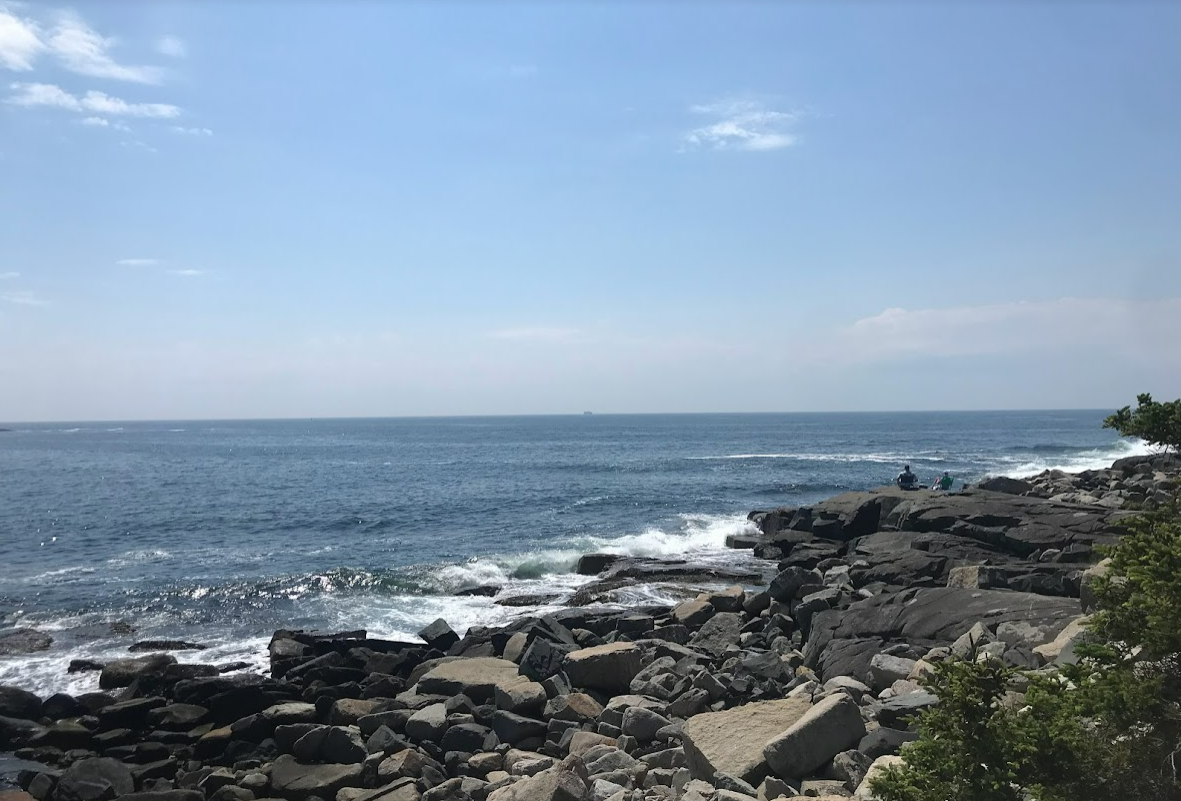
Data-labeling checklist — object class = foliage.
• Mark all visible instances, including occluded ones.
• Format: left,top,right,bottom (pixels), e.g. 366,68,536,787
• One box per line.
1104,393,1181,454
871,495,1181,801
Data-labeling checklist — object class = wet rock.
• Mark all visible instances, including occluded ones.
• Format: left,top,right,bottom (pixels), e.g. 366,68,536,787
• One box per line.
129,641,207,653
0,629,53,655
0,687,43,721
99,655,178,691
416,620,459,653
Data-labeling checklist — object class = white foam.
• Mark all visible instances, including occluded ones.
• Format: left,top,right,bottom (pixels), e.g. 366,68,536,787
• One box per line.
992,438,1154,478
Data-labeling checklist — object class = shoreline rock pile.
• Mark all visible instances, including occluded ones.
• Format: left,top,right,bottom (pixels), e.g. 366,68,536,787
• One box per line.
1,453,1176,801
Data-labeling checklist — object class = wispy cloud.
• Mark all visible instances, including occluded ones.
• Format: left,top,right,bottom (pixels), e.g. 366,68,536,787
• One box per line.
116,258,159,266
682,98,801,152
0,271,19,279
487,327,581,343
47,11,162,84
8,82,180,118
155,35,186,59
0,6,45,71
834,297,1181,362
171,126,212,136
168,269,204,277
1,290,47,306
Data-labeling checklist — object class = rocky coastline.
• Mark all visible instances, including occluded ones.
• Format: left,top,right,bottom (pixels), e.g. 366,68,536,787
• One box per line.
1,452,1178,801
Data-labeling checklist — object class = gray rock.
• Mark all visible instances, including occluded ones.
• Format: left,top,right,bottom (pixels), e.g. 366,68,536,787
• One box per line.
681,696,812,784
0,685,43,721
321,727,367,764
99,654,178,690
416,619,459,651
492,711,546,745
404,704,447,743
689,614,743,659
763,694,866,780
866,654,916,693
269,754,363,801
621,707,670,742
0,628,53,655
55,758,135,801
564,643,642,694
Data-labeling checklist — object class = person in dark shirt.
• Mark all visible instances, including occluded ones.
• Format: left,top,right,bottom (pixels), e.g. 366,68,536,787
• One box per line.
897,464,918,489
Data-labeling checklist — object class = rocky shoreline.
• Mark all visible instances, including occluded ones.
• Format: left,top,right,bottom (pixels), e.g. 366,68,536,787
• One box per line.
1,452,1178,801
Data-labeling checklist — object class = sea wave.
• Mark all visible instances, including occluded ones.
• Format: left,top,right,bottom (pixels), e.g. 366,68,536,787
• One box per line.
989,438,1153,479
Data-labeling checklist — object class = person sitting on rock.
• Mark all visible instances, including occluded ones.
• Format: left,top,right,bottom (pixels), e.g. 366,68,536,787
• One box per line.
897,465,918,489
934,471,954,491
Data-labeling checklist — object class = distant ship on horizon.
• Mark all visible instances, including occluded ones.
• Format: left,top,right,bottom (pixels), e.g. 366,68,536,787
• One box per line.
582,411,593,415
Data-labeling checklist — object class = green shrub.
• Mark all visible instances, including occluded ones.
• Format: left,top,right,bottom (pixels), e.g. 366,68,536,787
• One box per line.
1104,393,1181,454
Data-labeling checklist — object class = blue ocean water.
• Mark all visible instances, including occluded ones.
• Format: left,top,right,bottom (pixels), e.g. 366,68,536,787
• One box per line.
0,411,1144,694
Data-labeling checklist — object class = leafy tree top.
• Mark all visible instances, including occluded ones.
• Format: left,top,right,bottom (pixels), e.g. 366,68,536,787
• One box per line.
1103,393,1181,454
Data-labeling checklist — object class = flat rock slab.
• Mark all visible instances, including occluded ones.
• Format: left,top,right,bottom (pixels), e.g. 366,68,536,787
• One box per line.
416,657,538,704
681,696,814,785
804,587,1080,682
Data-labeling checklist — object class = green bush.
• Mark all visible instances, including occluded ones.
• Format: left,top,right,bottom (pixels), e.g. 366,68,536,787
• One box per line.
1104,393,1181,454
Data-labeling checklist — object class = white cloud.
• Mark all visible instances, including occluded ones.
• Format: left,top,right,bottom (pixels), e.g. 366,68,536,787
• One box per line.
167,269,204,276
682,99,800,152
8,82,180,117
487,327,581,343
155,35,186,58
8,80,77,109
0,271,18,279
0,6,45,71
170,126,211,136
1,290,47,306
116,258,159,266
837,297,1181,362
81,114,107,126
47,11,162,84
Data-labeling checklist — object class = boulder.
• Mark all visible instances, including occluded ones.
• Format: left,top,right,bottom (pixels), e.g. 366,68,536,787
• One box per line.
269,755,363,801
0,686,42,721
485,754,589,801
681,696,813,784
946,565,1007,590
563,644,642,694
854,755,904,800
99,655,178,690
55,758,134,801
689,613,743,659
763,694,866,780
976,477,1034,495
416,658,536,704
575,554,621,576
670,600,714,628
416,620,459,652
404,704,446,743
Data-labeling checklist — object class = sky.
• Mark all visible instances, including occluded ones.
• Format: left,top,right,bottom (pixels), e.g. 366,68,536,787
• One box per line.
1,1,1180,421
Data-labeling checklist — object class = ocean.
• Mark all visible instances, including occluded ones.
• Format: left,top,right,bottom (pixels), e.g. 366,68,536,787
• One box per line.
0,410,1147,696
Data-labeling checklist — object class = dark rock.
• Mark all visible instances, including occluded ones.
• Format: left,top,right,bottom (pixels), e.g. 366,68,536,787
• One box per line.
42,694,84,721
0,629,53,655
0,686,43,721
858,727,919,758
877,690,939,729
99,655,178,690
492,711,546,745
129,641,207,653
98,697,167,730
416,620,459,652
804,587,1081,682
54,758,134,801
68,660,105,675
976,477,1035,495
455,586,500,598
576,554,623,576
690,613,743,659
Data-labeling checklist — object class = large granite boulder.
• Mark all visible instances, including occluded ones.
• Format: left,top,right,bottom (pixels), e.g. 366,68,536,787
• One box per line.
416,657,540,704
99,654,178,690
269,754,363,801
681,696,813,784
0,686,42,721
563,643,641,694
764,694,866,779
54,758,134,801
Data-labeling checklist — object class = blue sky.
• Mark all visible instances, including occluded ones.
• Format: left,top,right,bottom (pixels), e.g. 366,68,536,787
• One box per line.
2,1,1179,421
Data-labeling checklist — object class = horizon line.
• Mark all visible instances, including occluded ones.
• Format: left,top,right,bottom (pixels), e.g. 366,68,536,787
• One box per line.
0,407,1118,427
